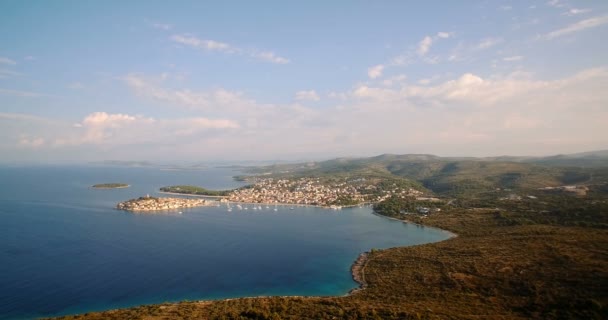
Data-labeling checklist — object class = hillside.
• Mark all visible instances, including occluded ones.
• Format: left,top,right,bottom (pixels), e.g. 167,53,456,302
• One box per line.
243,151,607,197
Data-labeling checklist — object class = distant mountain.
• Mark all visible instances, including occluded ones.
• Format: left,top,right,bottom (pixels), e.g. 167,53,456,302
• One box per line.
522,150,608,167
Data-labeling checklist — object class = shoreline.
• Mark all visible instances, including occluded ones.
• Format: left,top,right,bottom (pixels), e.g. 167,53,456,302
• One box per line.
53,210,456,319
370,211,459,239
92,185,130,189
348,252,369,295
157,191,227,198
158,191,374,209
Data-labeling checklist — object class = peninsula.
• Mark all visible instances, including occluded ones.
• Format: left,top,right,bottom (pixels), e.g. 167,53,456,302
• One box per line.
116,196,213,212
159,185,230,197
92,183,129,189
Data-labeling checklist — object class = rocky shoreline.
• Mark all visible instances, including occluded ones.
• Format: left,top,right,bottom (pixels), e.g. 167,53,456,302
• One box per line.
349,251,369,295
116,196,215,212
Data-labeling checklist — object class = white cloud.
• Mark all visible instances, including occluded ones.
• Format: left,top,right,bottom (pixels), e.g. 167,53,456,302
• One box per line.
123,73,321,138
382,74,407,87
367,64,385,79
171,35,234,53
563,8,592,16
546,15,608,39
436,32,451,39
252,51,290,64
473,37,502,50
547,0,565,8
171,34,289,64
0,57,16,65
295,90,320,101
5,68,608,160
124,73,256,112
417,36,433,56
503,55,523,61
49,112,239,146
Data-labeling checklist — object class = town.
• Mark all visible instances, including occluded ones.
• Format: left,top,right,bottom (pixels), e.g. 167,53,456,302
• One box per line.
226,177,426,207
116,195,212,212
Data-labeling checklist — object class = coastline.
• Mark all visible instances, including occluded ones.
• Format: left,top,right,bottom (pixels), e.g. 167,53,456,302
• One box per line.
157,191,227,198
49,208,457,319
370,211,459,239
348,252,369,295
92,185,130,189
159,191,374,210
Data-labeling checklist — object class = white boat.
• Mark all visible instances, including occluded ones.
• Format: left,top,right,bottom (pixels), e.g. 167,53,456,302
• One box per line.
236,204,243,210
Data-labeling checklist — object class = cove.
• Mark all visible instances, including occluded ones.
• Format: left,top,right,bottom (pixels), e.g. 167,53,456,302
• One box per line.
0,166,451,319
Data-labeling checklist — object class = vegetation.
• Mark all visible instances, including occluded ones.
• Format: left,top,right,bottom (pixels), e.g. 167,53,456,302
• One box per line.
91,183,129,189
53,152,608,319
160,185,231,196
373,196,443,218
242,153,607,198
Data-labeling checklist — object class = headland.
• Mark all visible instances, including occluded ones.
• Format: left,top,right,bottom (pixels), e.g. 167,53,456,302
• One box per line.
116,196,215,212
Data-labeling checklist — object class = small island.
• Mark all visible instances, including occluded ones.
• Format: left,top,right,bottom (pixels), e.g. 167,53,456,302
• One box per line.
159,185,230,197
116,195,214,212
92,183,130,189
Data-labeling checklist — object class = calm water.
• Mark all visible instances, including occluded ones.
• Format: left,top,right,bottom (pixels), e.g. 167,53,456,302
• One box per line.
0,166,450,319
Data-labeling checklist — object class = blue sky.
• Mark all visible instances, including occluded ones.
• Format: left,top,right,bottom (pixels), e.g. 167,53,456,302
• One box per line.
1,0,607,163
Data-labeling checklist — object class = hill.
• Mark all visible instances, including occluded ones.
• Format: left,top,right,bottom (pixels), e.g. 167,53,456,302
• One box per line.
242,151,607,198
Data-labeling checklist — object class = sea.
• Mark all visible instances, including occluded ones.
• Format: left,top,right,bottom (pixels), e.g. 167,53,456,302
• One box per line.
0,165,451,319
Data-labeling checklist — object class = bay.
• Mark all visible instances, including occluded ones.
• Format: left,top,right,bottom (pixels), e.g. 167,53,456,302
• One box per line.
0,166,450,319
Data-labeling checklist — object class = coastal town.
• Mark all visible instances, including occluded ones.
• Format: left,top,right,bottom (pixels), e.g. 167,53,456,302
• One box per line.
118,177,431,212
116,195,211,212
226,177,425,207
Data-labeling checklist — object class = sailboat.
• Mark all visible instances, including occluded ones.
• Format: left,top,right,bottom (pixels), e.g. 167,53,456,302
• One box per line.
273,204,278,212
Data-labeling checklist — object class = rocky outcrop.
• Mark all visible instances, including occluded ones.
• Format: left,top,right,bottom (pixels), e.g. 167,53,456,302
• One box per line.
349,252,369,295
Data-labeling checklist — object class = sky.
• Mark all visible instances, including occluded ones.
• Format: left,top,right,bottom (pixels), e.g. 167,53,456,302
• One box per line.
1,0,608,163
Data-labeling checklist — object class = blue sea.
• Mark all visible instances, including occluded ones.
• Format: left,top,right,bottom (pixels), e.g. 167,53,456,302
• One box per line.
0,165,450,319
